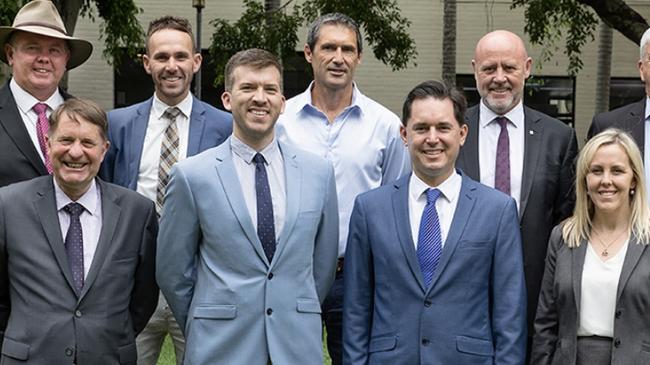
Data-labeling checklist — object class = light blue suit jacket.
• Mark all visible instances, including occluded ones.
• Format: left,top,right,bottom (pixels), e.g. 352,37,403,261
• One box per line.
156,138,339,365
99,96,232,188
343,172,527,365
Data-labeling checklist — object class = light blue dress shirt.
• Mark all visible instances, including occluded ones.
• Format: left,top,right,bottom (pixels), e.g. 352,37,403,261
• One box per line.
276,83,411,256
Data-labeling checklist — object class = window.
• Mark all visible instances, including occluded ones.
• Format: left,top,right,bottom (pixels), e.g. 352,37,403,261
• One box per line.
609,78,645,110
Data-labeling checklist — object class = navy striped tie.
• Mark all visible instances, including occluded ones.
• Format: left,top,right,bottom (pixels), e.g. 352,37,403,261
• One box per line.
417,188,443,287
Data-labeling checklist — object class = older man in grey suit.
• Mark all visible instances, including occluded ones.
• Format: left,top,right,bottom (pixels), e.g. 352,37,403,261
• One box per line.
0,98,158,364
157,49,338,365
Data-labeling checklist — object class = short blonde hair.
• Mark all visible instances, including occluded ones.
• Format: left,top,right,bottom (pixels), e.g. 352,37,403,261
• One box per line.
563,128,650,247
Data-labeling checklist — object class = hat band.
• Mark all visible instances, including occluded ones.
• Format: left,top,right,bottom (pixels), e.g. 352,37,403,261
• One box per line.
13,21,68,36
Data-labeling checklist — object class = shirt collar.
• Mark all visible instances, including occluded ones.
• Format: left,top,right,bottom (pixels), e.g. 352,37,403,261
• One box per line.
298,81,364,118
409,169,462,204
230,134,281,165
152,92,193,120
479,99,525,129
54,178,100,216
10,78,64,114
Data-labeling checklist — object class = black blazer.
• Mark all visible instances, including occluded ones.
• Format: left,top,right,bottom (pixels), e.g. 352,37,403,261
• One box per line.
531,225,650,365
588,99,645,155
457,104,578,333
0,81,72,188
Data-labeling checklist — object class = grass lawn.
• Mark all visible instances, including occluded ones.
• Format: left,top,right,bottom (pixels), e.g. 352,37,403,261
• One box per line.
156,334,332,364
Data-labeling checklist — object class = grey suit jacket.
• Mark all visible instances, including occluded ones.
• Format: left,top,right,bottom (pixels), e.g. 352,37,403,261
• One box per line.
531,225,650,365
0,81,72,188
157,138,339,365
457,104,578,333
588,99,645,156
0,177,159,364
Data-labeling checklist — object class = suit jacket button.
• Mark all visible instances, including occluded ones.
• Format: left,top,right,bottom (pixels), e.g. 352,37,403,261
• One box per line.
268,273,273,280
421,339,430,346
615,310,622,319
424,300,432,307
614,339,621,348
266,308,273,315
75,310,82,318
65,348,73,356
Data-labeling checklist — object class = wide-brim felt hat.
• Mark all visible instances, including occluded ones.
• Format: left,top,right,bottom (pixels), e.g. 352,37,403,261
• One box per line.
0,0,93,70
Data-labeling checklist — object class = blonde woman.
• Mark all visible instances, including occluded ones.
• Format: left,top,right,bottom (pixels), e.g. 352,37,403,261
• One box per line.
531,129,650,364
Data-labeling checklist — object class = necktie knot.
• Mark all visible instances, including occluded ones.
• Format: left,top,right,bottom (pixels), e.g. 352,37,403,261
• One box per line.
63,202,84,218
425,188,441,205
163,107,181,121
253,153,266,165
33,102,48,115
495,116,509,129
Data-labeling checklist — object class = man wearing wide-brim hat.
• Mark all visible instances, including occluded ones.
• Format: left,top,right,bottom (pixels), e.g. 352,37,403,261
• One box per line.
0,0,92,188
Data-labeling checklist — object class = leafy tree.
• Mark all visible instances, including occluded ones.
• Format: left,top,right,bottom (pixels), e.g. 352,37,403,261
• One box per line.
0,0,144,66
208,0,417,86
512,0,649,75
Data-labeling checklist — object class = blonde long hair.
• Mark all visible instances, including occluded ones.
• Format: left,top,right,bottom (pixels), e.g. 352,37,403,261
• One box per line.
563,128,650,247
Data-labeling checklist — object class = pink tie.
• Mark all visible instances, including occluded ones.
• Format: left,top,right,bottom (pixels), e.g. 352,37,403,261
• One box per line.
33,103,53,174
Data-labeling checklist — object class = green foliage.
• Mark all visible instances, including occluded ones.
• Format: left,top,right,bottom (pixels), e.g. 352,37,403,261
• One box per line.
209,0,417,87
209,0,301,85
512,0,598,76
0,0,25,25
83,0,144,66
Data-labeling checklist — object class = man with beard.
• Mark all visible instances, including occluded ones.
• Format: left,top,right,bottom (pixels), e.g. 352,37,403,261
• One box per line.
456,30,578,356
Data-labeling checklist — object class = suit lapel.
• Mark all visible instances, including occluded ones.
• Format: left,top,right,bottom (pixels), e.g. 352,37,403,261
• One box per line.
616,235,645,302
519,107,543,219
129,99,152,186
391,175,426,291
460,106,480,180
272,142,299,268
0,82,47,175
629,100,645,158
427,173,476,292
33,177,78,295
79,180,121,301
571,240,587,312
186,97,207,157
214,141,270,266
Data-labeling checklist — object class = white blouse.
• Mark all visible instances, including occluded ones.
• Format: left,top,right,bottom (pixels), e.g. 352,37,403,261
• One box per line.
577,240,629,337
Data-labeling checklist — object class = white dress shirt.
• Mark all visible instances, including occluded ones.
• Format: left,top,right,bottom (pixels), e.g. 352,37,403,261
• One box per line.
10,78,64,162
136,93,192,202
407,171,462,248
577,240,628,337
478,100,525,212
231,135,286,240
54,178,103,279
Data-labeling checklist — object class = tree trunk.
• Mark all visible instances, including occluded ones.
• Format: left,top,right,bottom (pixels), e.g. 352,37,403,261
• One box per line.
53,0,84,91
442,0,456,86
594,21,612,114
578,0,649,44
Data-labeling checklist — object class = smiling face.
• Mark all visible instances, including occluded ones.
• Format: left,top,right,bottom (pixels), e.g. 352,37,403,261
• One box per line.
472,31,531,115
5,31,69,101
47,113,109,201
401,96,467,187
221,65,285,150
143,28,201,106
305,24,361,92
586,143,636,218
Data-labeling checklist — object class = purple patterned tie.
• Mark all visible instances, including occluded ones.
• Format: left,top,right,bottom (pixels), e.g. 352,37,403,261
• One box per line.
63,202,85,293
254,153,276,262
494,117,510,195
32,103,53,174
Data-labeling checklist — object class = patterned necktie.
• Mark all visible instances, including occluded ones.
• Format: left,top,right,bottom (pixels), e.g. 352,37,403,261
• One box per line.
32,103,53,174
494,116,510,195
417,188,443,287
156,107,181,216
63,202,85,293
253,153,276,262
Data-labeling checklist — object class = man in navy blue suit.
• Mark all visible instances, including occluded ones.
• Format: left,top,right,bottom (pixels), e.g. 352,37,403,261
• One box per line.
99,16,231,365
343,80,526,364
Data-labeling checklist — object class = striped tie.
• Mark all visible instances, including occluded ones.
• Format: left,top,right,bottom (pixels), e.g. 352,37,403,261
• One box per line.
33,103,53,174
156,107,181,217
417,188,443,287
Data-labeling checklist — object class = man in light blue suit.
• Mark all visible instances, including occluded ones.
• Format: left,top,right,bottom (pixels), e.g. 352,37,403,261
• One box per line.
343,80,526,364
157,49,339,365
99,16,231,365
